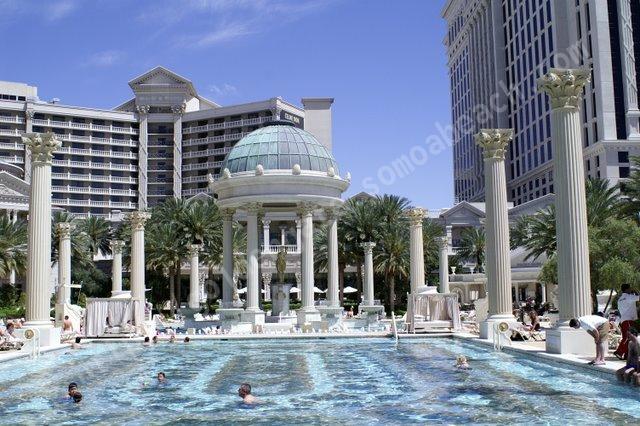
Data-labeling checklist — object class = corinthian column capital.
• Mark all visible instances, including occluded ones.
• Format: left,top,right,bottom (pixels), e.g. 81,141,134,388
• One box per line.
361,241,376,254
129,211,151,230
406,207,426,226
474,129,513,160
537,68,591,109
221,208,235,221
171,102,186,116
110,239,125,254
22,132,61,165
436,235,449,250
56,222,73,238
136,104,151,115
188,244,202,256
297,202,316,217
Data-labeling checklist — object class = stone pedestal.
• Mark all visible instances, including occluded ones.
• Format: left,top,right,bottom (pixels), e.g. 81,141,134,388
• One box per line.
297,308,322,326
318,306,344,327
539,69,593,353
478,315,520,341
217,307,244,329
22,133,61,340
241,309,266,326
271,283,293,316
545,326,596,356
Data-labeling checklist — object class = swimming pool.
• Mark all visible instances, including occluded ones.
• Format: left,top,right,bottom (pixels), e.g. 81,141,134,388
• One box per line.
1,337,638,425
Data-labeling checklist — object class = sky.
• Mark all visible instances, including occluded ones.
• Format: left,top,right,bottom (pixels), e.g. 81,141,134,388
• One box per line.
0,0,453,209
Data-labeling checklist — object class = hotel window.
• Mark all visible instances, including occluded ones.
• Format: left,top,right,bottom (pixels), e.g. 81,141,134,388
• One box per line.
620,167,630,178
618,151,629,163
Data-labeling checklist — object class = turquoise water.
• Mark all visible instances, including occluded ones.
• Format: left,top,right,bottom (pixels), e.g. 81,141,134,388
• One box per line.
1,338,639,425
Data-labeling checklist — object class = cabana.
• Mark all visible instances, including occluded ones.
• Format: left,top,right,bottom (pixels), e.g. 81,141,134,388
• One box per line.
406,291,462,332
84,298,149,337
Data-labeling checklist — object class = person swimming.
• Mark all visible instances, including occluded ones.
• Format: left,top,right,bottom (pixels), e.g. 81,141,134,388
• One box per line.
67,382,82,403
238,383,258,404
455,355,471,370
157,372,166,383
169,335,176,343
152,336,158,344
184,336,190,343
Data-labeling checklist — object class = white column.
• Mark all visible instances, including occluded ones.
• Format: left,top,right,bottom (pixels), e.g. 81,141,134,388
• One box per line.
361,242,376,305
221,209,234,308
23,110,34,183
299,203,316,311
9,210,17,285
540,282,547,304
407,208,425,293
475,129,515,335
245,203,261,312
136,105,149,210
325,208,340,307
110,240,125,296
171,103,185,198
22,132,60,327
188,244,201,309
539,69,592,323
262,219,271,251
280,226,286,246
437,236,449,294
129,211,150,303
262,273,272,302
294,271,301,301
295,219,302,252
56,223,72,305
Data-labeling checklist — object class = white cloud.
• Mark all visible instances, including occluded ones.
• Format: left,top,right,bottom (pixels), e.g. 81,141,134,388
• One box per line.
85,50,124,67
208,83,238,97
46,0,76,21
182,22,253,48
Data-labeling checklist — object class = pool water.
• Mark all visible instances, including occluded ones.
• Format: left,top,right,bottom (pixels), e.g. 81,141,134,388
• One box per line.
1,338,639,425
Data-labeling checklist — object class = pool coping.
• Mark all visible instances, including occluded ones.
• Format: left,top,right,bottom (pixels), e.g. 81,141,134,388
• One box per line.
0,343,71,364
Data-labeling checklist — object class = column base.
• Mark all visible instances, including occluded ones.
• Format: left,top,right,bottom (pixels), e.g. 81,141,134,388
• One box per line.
19,324,61,347
241,309,265,326
545,325,596,356
297,308,321,326
318,306,344,327
216,308,244,330
479,314,518,340
187,302,200,310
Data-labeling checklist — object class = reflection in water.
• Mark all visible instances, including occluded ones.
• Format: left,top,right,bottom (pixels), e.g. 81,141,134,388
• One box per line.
0,338,638,425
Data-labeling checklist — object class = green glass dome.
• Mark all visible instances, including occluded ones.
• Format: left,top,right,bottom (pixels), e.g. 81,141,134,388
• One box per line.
222,122,339,174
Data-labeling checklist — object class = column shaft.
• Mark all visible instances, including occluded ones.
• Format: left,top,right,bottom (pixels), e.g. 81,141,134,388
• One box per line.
407,209,425,293
136,106,149,210
222,211,234,307
438,238,449,294
23,133,60,326
188,245,201,309
326,213,339,307
246,208,260,311
300,209,315,310
111,243,123,295
57,225,72,305
362,242,376,305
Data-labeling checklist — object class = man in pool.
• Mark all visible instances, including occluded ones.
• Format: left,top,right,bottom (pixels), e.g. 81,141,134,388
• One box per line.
569,315,610,365
66,382,82,403
238,383,258,404
62,315,73,333
616,328,639,385
157,372,166,383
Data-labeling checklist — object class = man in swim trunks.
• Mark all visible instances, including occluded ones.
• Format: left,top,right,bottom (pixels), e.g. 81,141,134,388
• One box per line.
238,383,258,404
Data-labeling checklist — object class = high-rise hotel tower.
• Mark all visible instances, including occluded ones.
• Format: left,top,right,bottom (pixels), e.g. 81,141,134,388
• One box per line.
443,0,640,205
0,66,333,218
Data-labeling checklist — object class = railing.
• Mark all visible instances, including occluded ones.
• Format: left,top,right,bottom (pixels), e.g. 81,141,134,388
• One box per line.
0,129,23,137
52,172,137,184
57,146,136,159
0,142,23,150
182,174,218,183
31,118,138,134
53,199,137,208
183,146,232,158
0,116,24,124
181,188,209,196
52,186,136,196
0,155,21,163
182,132,248,147
52,159,137,171
261,244,299,254
182,161,223,171
59,134,137,147
182,116,272,134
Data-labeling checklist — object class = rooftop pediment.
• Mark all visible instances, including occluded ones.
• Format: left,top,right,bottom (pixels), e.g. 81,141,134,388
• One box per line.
128,66,197,96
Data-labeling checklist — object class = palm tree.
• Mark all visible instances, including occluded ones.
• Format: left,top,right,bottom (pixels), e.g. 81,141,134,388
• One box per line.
314,221,357,304
51,212,92,268
146,222,184,316
340,197,380,291
374,222,410,312
619,156,640,221
456,227,485,272
79,216,112,257
0,215,27,279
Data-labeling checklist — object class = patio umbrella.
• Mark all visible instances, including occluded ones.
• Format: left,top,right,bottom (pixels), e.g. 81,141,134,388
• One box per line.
313,286,326,293
237,288,247,294
289,287,300,293
343,286,358,294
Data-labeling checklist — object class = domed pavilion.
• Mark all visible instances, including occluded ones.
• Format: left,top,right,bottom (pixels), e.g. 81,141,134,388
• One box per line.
209,121,350,327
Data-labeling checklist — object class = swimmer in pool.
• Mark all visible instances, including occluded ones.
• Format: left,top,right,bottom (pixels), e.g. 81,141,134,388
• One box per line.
152,335,158,344
169,335,176,343
157,372,166,383
455,355,470,370
66,382,82,403
238,383,258,404
184,336,190,343
143,336,151,346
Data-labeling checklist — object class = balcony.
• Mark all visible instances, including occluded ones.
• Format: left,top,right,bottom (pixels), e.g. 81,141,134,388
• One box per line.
183,146,232,159
182,132,248,148
53,199,137,208
31,118,138,134
52,172,137,184
57,146,136,159
261,244,299,254
0,155,22,164
182,161,223,171
181,188,209,196
0,116,25,124
52,185,137,197
0,129,23,137
182,116,272,134
0,142,24,150
52,159,137,171
182,174,218,183
59,133,137,147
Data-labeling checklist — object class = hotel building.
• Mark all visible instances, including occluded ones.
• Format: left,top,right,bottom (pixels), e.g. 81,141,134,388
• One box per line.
0,66,333,219
443,0,640,205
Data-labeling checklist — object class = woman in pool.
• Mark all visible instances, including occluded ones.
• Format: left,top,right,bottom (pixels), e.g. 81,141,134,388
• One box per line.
455,355,470,370
616,328,639,385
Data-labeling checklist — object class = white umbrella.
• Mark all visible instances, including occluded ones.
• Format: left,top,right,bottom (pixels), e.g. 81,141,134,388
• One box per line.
237,288,247,294
289,287,301,293
313,286,326,294
343,286,358,294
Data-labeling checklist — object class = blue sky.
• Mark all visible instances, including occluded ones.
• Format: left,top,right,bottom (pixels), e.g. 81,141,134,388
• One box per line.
0,0,453,209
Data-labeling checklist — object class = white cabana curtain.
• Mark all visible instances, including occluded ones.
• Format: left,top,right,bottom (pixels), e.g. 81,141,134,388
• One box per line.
85,299,144,336
408,293,462,330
